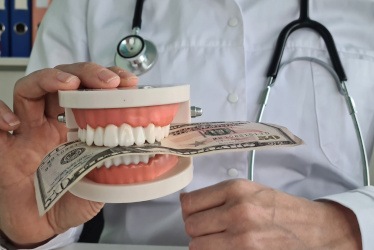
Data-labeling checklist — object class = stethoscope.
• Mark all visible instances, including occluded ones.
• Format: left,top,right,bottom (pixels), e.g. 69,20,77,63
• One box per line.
250,0,370,186
115,0,371,186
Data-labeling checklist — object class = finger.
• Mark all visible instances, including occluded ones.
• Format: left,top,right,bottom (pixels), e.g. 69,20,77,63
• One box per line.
45,92,64,120
55,62,121,89
13,68,81,127
184,205,227,237
108,66,138,87
15,69,80,100
180,181,230,219
0,100,21,131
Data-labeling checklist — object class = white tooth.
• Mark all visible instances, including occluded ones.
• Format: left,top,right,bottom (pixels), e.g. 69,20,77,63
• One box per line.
123,155,132,165
119,124,135,146
140,155,150,164
104,125,119,147
132,155,140,164
86,125,95,146
104,159,112,168
163,125,170,137
94,126,104,146
113,157,122,166
78,129,85,142
145,124,156,144
82,129,87,142
133,126,146,146
83,123,171,147
155,126,162,142
159,126,165,139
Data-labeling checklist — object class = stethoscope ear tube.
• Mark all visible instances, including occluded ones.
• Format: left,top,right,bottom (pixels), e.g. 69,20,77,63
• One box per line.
267,20,347,82
267,0,347,82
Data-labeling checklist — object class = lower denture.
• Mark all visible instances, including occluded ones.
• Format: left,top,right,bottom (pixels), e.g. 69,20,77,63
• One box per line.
85,154,179,184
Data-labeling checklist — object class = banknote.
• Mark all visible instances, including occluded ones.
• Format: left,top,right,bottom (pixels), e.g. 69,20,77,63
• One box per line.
35,121,302,215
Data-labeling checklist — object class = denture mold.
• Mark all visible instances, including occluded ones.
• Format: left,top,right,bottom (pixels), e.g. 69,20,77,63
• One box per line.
58,85,193,203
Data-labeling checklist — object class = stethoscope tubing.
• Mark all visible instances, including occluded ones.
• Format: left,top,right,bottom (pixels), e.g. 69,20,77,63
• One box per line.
249,57,370,186
132,0,145,30
250,0,370,186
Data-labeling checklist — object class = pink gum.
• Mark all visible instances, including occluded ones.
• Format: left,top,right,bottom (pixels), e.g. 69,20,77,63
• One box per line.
72,104,179,129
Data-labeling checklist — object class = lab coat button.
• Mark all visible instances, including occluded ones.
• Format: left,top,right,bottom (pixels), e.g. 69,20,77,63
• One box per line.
227,168,239,177
228,17,239,27
227,93,239,103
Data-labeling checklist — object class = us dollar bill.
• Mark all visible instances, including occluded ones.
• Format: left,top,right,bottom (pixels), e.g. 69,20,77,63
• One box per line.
35,121,302,215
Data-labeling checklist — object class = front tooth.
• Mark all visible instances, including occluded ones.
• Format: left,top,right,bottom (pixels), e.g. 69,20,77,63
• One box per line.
119,124,135,146
113,156,122,166
140,154,150,164
133,126,146,145
86,125,95,146
94,127,104,146
104,125,119,147
122,155,132,165
104,159,112,168
132,155,140,164
145,124,156,144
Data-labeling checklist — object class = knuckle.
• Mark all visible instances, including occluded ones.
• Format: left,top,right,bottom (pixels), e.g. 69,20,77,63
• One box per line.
184,217,195,236
222,179,252,202
228,202,253,222
180,193,191,213
225,178,249,194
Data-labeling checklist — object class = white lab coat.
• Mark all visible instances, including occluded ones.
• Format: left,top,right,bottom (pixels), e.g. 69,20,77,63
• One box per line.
26,0,374,249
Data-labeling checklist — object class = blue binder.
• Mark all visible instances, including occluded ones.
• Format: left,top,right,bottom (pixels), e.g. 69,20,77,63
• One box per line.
9,0,31,57
0,0,10,57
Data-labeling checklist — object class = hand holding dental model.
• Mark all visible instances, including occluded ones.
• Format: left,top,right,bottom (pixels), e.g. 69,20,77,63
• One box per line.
0,63,137,247
0,62,362,249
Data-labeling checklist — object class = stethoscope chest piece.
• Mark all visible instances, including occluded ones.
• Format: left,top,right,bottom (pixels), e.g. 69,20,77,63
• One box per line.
115,34,158,76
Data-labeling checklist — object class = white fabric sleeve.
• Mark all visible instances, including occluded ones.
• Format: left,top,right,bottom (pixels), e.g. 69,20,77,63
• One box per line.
18,226,83,250
320,186,374,250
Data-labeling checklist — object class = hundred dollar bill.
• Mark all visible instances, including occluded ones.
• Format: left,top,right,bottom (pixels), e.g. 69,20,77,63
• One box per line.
35,121,302,215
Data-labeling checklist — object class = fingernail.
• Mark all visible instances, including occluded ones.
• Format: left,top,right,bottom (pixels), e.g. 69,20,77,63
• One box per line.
57,72,78,83
98,69,120,84
2,113,20,127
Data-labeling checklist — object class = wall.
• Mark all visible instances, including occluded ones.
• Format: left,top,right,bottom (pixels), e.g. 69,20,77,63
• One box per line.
0,59,28,109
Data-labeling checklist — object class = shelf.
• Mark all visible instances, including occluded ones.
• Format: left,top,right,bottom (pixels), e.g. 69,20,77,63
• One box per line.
0,58,29,70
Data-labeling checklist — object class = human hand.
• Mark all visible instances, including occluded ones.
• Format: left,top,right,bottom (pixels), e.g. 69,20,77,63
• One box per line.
181,179,362,250
0,63,138,247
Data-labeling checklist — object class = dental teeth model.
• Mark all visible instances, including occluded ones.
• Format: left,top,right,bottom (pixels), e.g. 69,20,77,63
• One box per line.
59,85,194,203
